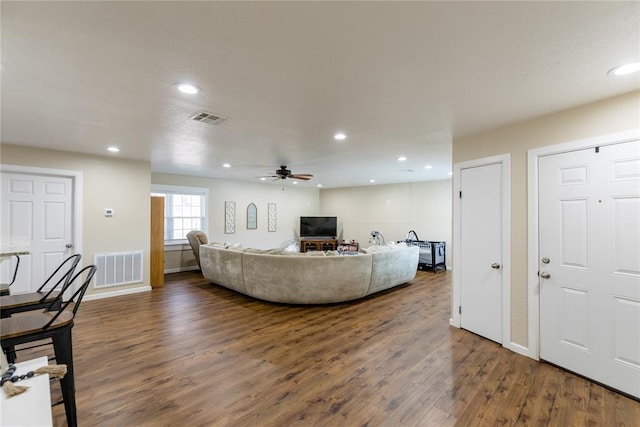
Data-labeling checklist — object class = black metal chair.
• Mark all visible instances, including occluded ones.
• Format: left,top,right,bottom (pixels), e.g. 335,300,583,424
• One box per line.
1,264,97,427
0,254,22,296
0,254,82,317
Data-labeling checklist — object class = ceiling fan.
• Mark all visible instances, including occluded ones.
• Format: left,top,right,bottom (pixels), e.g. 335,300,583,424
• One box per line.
267,166,314,181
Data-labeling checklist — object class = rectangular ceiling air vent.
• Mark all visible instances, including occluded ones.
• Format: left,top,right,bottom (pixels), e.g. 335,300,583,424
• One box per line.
189,110,228,125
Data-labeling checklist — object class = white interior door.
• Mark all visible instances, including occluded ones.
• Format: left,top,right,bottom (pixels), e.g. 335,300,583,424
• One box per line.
539,139,640,398
1,172,74,293
459,163,503,343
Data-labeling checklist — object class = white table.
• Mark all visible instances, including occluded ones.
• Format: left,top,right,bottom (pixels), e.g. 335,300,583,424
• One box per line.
0,356,53,426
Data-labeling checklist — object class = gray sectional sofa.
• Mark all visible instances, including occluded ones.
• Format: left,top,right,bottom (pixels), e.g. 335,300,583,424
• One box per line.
200,243,419,304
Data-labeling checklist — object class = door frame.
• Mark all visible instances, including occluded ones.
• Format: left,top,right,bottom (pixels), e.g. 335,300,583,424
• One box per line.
1,164,84,279
452,153,511,348
527,128,640,360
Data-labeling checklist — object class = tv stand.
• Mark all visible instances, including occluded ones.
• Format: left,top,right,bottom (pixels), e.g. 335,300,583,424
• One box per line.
300,238,337,252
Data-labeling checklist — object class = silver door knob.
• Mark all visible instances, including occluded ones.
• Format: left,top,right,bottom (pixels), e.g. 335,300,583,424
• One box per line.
66,243,73,248
540,271,551,279
491,263,501,269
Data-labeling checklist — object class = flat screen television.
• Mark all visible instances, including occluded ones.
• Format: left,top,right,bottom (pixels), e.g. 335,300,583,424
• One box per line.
300,216,337,238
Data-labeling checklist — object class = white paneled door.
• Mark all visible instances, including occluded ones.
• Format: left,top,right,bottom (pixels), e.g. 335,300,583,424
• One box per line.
1,172,74,294
539,139,640,398
459,163,504,343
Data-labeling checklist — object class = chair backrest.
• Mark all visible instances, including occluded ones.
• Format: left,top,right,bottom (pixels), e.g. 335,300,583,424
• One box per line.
44,264,97,329
186,230,208,267
6,254,21,286
37,254,82,301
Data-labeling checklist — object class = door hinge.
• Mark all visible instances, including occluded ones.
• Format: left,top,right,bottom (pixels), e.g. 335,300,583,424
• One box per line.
459,191,462,199
459,305,462,314
595,146,600,153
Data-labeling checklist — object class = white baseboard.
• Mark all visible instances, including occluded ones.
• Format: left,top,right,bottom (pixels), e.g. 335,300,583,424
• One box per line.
84,285,152,301
164,266,199,274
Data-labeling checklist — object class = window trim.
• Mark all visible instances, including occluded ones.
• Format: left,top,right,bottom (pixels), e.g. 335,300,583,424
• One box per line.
151,184,209,245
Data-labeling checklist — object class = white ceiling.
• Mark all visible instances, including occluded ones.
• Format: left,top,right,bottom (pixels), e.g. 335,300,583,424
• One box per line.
1,1,638,188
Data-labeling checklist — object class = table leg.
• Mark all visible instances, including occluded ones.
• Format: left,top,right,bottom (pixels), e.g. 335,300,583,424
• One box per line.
52,326,77,427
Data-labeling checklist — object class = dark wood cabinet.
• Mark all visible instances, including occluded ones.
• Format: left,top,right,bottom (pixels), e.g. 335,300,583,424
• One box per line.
300,239,337,252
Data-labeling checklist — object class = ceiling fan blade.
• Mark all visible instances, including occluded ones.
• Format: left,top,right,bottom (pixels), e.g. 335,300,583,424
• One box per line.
290,175,312,180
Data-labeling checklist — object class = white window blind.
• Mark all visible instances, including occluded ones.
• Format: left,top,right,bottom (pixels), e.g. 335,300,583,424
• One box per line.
151,185,208,244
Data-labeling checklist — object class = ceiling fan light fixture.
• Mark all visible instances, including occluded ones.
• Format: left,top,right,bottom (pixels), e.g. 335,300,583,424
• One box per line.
608,61,640,76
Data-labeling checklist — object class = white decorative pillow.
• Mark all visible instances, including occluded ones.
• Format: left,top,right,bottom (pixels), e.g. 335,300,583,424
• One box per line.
305,251,326,256
365,245,391,253
244,248,265,254
210,242,229,249
279,239,300,253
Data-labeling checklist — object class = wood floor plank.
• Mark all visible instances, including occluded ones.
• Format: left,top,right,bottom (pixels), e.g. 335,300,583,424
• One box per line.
12,270,638,426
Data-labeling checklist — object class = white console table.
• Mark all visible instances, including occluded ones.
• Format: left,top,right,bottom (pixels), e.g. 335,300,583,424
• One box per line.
0,356,53,426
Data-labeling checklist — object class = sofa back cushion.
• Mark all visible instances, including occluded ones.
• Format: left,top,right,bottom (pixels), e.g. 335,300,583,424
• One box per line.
242,253,372,304
200,245,248,294
367,246,419,294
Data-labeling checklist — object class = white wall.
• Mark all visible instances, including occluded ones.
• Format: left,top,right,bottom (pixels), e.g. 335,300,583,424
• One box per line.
152,173,320,270
453,89,640,348
320,180,452,266
0,144,151,297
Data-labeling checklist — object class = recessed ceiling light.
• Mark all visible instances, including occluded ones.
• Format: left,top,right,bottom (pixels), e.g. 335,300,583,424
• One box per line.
260,177,266,181
222,163,231,168
424,164,432,169
176,83,199,94
107,146,120,153
292,181,298,185
369,179,376,183
317,184,323,188
334,132,347,141
608,61,640,76
397,156,407,161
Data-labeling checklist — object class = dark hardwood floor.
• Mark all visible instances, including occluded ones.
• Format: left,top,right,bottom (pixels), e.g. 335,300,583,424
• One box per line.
20,270,639,426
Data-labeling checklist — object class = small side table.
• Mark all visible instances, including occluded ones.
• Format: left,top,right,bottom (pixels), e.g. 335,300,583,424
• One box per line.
0,356,53,426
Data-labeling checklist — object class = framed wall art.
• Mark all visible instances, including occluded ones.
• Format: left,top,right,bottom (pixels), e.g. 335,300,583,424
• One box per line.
268,203,277,232
224,201,236,234
247,203,257,229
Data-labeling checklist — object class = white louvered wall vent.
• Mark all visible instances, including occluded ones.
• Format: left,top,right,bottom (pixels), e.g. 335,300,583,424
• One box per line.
189,110,228,125
94,251,143,289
